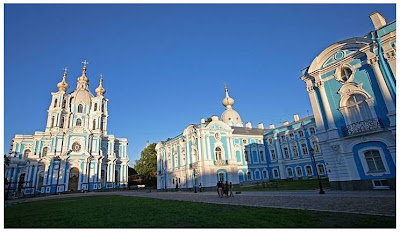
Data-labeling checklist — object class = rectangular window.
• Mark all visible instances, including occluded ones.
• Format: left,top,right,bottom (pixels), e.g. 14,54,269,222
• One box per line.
281,135,285,142
283,147,289,159
301,144,308,155
306,166,312,175
312,141,320,153
365,150,385,172
317,164,325,174
292,146,299,157
245,150,249,162
296,167,302,176
243,139,247,144
298,131,304,138
273,169,279,178
309,127,316,135
260,151,265,162
289,133,294,139
287,168,293,177
263,170,267,178
270,150,276,160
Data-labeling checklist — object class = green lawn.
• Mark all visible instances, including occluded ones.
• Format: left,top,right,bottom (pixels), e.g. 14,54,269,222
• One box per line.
236,178,331,191
4,195,395,228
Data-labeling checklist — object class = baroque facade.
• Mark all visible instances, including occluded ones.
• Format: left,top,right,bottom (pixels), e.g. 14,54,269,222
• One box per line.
300,12,396,190
156,86,325,190
5,62,129,196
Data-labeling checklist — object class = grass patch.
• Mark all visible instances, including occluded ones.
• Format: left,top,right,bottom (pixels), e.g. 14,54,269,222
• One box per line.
5,195,394,228
236,178,331,191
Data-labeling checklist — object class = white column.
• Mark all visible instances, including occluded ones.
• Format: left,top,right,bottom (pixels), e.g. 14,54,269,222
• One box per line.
306,82,325,131
315,81,336,130
368,56,396,125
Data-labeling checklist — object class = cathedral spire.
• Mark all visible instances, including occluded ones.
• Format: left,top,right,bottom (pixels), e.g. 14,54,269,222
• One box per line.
95,73,106,96
222,83,235,109
76,60,89,90
57,67,69,92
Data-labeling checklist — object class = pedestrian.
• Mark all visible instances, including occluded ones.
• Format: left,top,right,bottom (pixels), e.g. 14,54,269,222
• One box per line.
218,181,223,198
225,181,229,197
229,182,234,197
199,183,202,192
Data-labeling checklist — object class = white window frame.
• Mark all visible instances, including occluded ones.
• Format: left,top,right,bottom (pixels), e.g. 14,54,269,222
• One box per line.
272,168,279,178
317,164,325,175
358,147,390,176
305,165,313,176
287,167,293,177
262,169,268,179
295,166,303,177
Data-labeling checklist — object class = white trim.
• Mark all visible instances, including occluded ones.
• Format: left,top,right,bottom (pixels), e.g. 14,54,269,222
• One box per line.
272,168,279,178
295,166,303,177
286,167,294,177
305,165,313,176
357,146,390,176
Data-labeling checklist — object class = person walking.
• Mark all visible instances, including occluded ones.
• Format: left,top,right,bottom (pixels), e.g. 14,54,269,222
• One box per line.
218,181,223,198
225,181,229,198
229,182,234,197
199,183,202,192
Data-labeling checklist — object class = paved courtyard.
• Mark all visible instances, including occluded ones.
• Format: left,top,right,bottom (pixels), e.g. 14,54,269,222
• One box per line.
5,189,395,217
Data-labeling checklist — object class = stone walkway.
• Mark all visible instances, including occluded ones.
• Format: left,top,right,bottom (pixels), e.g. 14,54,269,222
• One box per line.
5,189,396,217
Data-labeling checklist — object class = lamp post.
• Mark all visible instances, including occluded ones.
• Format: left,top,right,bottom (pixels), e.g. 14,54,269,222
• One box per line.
193,168,197,193
86,133,94,192
310,148,325,194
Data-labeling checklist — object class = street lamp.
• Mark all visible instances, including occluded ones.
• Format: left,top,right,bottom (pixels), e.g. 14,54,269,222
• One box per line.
310,148,325,194
193,168,197,193
86,154,94,192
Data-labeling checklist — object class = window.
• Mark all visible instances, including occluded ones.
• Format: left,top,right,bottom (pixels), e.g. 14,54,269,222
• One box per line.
51,116,55,128
283,147,290,159
312,140,320,153
273,169,279,178
78,104,83,113
94,103,98,111
301,144,308,155
292,145,299,157
281,135,285,142
60,117,65,128
262,170,267,179
258,140,262,144
287,168,293,177
24,149,31,159
298,131,304,138
245,150,249,162
268,138,273,144
317,164,325,174
42,147,48,157
289,133,294,139
364,150,385,173
260,151,265,162
54,99,58,108
76,118,82,126
92,120,96,130
309,127,316,135
345,94,372,124
306,166,313,176
69,97,74,109
243,139,247,144
247,171,252,180
62,99,66,109
215,147,222,160
296,167,302,176
372,179,389,189
270,150,276,160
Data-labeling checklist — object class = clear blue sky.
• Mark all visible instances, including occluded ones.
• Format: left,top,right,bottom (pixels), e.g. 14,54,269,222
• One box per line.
4,4,396,166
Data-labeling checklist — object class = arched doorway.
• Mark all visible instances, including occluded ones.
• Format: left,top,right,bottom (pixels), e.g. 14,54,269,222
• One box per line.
68,168,79,192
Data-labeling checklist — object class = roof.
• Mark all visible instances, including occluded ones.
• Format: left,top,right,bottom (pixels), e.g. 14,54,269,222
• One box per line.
231,126,269,136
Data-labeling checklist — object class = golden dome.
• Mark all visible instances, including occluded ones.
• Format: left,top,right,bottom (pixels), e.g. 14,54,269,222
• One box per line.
57,68,69,92
95,76,106,97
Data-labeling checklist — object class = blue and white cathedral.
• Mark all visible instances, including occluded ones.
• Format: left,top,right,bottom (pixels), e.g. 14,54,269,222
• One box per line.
5,62,129,196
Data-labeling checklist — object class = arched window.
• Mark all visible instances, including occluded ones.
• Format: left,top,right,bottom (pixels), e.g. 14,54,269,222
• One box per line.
287,168,293,177
296,167,302,176
24,149,31,159
76,118,82,126
247,171,252,180
78,104,83,113
317,164,325,174
62,99,66,109
215,147,222,160
51,116,55,128
345,94,372,124
94,103,97,111
37,171,44,190
92,119,96,130
54,99,58,108
42,147,48,157
259,150,265,162
306,166,313,176
364,150,385,173
273,169,279,178
69,97,74,109
244,150,249,162
60,117,65,128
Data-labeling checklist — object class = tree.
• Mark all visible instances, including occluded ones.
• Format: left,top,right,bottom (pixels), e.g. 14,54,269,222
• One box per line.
134,143,157,187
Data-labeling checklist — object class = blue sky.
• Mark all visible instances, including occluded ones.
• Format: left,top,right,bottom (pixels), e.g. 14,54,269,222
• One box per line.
4,4,396,166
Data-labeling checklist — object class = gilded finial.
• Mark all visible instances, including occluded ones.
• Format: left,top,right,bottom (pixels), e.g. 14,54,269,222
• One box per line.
57,66,69,91
81,60,89,75
95,73,106,96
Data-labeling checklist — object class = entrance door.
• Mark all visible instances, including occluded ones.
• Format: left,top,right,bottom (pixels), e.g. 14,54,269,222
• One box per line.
219,173,224,182
68,168,79,191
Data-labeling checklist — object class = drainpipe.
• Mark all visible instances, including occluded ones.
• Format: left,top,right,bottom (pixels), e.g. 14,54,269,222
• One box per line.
373,32,396,96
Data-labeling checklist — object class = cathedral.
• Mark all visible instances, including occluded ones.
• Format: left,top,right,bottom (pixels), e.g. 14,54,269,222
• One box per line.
5,62,129,196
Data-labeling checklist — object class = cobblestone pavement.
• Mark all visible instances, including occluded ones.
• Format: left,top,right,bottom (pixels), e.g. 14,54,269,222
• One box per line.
5,190,395,217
